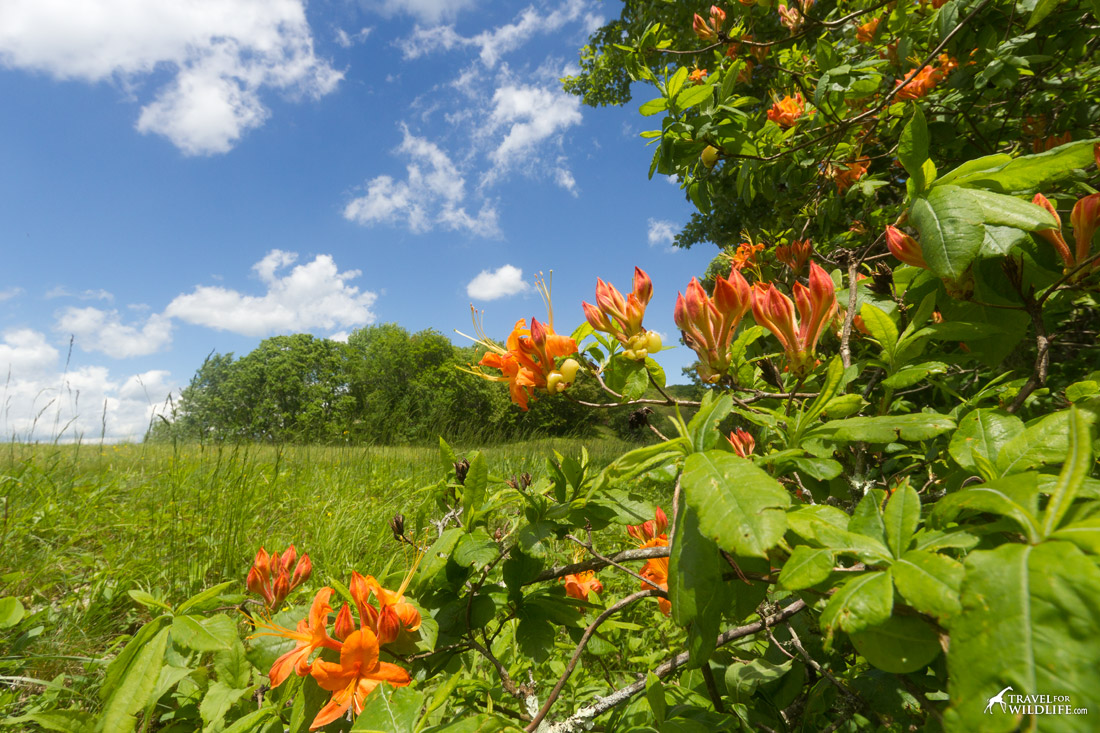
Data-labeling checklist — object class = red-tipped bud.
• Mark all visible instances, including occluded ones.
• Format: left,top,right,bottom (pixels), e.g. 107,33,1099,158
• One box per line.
333,602,356,641
752,283,799,357
271,570,291,609
632,267,653,307
885,226,929,269
291,554,312,589
253,547,271,577
710,5,727,28
530,317,549,348
1071,192,1100,266
279,544,297,574
246,566,269,603
654,506,669,536
594,278,627,321
727,428,756,458
693,13,718,41
776,240,813,274
583,300,615,334
1032,193,1073,268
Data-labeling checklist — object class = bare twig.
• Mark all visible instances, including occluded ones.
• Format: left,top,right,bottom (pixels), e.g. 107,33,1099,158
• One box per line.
532,546,670,585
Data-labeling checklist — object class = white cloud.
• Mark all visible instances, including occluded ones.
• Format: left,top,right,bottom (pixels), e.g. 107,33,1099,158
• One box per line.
401,0,587,66
0,0,341,155
344,128,500,237
165,250,378,337
0,330,176,442
368,0,476,24
56,307,173,358
335,27,372,48
647,218,678,249
486,83,582,176
0,287,23,302
466,265,530,301
45,286,114,301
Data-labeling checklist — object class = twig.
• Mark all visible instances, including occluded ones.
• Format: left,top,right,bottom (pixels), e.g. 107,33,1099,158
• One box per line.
532,546,670,585
840,256,860,369
567,530,663,591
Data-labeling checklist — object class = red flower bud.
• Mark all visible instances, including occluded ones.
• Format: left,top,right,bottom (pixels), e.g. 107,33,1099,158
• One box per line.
333,602,356,641
885,226,929,269
1071,192,1100,266
291,554,312,589
1032,193,1072,268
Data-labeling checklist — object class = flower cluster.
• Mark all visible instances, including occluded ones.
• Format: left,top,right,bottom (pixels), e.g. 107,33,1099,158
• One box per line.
246,546,312,610
464,274,579,410
628,507,670,615
775,240,813,275
767,93,806,128
583,267,662,360
675,270,753,383
727,428,756,458
250,559,422,730
563,570,604,601
856,17,881,43
752,262,839,377
692,5,726,42
830,158,869,192
729,241,765,272
894,54,957,101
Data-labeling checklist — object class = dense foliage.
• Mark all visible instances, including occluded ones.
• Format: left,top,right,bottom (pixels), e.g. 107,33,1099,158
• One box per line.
5,0,1100,731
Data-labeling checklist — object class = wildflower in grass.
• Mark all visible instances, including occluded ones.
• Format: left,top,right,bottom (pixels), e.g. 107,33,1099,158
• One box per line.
752,262,838,377
727,428,756,458
357,556,424,645
583,267,661,360
767,93,805,128
247,545,312,609
674,269,753,383
885,225,929,270
564,570,604,601
252,587,342,688
309,627,412,730
856,17,880,43
775,240,813,275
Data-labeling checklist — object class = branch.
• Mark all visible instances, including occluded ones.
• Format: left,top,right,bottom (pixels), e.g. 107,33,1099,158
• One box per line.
537,599,808,732
531,546,670,585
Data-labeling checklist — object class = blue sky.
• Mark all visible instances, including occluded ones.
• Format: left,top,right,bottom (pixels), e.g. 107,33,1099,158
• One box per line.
0,0,711,441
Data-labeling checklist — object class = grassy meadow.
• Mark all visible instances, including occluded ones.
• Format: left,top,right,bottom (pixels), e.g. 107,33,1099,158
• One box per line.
0,437,634,713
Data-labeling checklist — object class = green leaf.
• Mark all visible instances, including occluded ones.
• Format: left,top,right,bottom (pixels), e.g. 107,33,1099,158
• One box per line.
98,625,169,733
127,590,173,613
639,97,668,116
666,66,688,100
849,492,887,546
997,410,1088,476
675,83,713,110
945,542,1100,732
811,524,893,565
1050,517,1100,555
438,437,457,476
944,137,1100,194
778,546,834,590
687,392,733,453
646,672,667,724
223,709,278,733
800,356,845,427
724,658,794,697
177,580,236,614
351,686,425,732
20,711,95,733
930,472,1043,542
935,153,1013,188
850,616,942,674
418,528,464,591
1041,408,1092,536
909,186,985,281
99,614,172,703
421,714,523,733
789,457,842,480
898,104,930,190
892,550,963,620
200,680,250,730
881,362,948,390
820,570,894,636
812,413,955,443
214,638,252,690
883,482,921,558
462,451,488,524
949,409,1023,474
859,303,899,361
681,451,790,558
669,504,730,666
0,597,25,629
171,613,237,653
966,189,1058,231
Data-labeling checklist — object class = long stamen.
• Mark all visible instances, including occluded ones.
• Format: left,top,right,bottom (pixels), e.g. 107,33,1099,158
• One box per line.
396,550,424,598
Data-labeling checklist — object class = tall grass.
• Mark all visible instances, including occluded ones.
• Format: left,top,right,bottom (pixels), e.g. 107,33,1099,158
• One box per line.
0,436,631,691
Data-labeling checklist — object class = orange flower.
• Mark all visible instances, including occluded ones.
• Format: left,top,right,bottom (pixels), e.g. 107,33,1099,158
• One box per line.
309,628,411,730
1031,132,1072,154
674,270,753,383
776,240,813,274
856,17,880,43
251,587,342,688
832,159,869,192
894,65,939,101
767,93,805,128
583,267,660,360
1071,192,1100,268
627,506,668,544
1032,193,1073,269
564,570,604,601
638,537,671,616
246,545,312,609
727,428,755,458
688,68,709,85
752,262,838,376
730,241,765,271
693,7,726,42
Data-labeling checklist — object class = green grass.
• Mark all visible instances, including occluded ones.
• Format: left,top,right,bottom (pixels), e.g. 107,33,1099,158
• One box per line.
0,437,633,696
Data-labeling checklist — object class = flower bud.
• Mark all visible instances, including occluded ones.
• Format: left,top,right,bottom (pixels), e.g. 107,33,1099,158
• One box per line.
693,13,718,41
1071,192,1100,266
727,428,755,458
885,226,929,269
271,571,291,608
1032,193,1072,268
333,603,355,641
291,554,312,589
645,331,663,353
279,544,297,574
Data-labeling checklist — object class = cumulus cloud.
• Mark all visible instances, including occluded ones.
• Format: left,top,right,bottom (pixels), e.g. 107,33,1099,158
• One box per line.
647,218,678,249
466,265,530,301
0,329,175,441
344,128,500,237
401,0,587,66
165,249,378,337
486,84,582,180
0,0,341,155
56,307,174,358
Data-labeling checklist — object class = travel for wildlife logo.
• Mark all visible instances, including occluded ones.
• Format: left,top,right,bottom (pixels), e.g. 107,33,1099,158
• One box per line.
985,687,1089,717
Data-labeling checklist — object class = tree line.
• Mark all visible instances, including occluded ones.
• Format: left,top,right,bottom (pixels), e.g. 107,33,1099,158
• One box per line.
149,325,696,444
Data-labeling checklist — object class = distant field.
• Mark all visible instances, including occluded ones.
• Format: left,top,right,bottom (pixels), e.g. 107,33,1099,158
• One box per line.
0,437,634,696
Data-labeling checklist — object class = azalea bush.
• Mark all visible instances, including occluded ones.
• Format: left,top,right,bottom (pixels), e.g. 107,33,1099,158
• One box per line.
11,0,1100,731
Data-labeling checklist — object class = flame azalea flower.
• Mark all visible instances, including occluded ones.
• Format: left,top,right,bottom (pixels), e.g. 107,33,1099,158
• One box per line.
246,545,312,609
751,262,838,377
309,628,412,731
583,267,661,360
894,56,955,101
776,240,813,275
693,5,726,41
564,570,604,601
777,3,803,31
1032,194,1073,269
832,158,869,192
361,563,423,644
251,587,342,688
638,537,671,616
688,68,708,84
729,242,765,272
627,506,668,544
767,93,805,128
856,17,880,43
459,275,578,410
727,428,756,458
885,226,930,270
675,270,753,383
